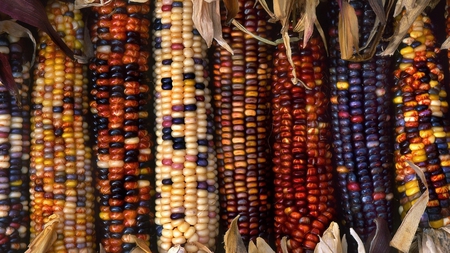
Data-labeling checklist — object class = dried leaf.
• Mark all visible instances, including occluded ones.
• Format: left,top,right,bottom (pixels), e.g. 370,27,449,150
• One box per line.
231,20,276,46
381,0,431,56
417,228,450,253
0,0,76,60
0,20,36,65
393,0,414,17
224,215,247,253
248,241,258,253
75,0,113,9
0,53,19,106
256,237,275,253
368,0,386,25
338,0,359,60
390,161,429,253
192,0,233,54
254,0,276,21
168,245,186,253
211,0,233,54
349,228,366,253
100,244,106,253
280,237,288,253
441,36,450,50
25,214,60,253
223,0,239,23
123,235,152,253
192,0,214,47
281,32,297,85
314,222,342,253
189,241,213,253
366,218,390,253
303,0,319,46
341,235,347,253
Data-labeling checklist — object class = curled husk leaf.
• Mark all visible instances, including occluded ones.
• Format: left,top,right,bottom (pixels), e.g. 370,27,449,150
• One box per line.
390,161,429,253
415,227,450,253
0,20,35,105
280,237,289,253
168,245,186,253
224,215,247,253
0,0,78,60
380,0,431,56
192,0,233,54
314,222,343,253
338,0,359,60
223,0,239,23
349,228,366,253
365,218,391,253
124,235,152,253
25,214,61,253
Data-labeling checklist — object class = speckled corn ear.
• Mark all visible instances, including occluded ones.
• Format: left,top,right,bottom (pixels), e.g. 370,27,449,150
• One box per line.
393,12,450,229
327,0,394,244
152,0,219,252
211,0,272,245
271,35,335,253
88,0,154,252
0,32,31,252
30,0,95,252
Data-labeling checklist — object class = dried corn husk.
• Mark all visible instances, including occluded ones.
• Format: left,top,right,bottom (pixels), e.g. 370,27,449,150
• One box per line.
192,0,233,54
25,214,60,253
224,215,247,253
122,235,153,253
381,0,431,56
0,20,35,105
390,161,429,253
0,0,80,60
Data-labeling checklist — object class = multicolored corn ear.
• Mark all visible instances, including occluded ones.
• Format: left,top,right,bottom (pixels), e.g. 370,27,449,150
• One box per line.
0,30,32,252
271,34,335,253
393,12,450,229
88,0,154,252
212,0,272,244
327,0,394,244
152,0,219,251
30,0,95,252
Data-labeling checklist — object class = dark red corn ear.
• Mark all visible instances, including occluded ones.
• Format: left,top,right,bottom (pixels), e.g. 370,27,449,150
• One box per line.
271,34,335,253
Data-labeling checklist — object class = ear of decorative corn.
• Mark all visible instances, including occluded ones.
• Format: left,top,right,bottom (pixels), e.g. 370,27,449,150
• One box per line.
212,0,272,244
30,1,95,252
327,0,394,245
0,32,31,252
393,12,450,229
271,34,335,253
152,0,219,251
89,0,154,252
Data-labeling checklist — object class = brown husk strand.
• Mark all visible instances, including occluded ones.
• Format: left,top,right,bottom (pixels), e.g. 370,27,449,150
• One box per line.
213,0,273,244
271,33,335,253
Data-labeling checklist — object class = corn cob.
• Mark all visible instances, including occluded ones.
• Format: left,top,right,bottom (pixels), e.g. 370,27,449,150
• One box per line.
30,1,95,251
271,34,335,253
152,0,219,251
393,12,450,229
212,0,272,244
0,33,31,252
327,0,394,244
89,0,153,252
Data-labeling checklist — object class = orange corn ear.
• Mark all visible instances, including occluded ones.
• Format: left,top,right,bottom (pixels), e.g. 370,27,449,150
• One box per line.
30,0,95,252
152,0,219,251
393,12,450,229
212,0,273,244
271,35,335,253
89,0,154,252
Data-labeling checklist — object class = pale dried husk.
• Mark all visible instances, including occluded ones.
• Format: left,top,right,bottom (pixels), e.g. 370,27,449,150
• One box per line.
192,0,233,54
390,161,429,253
25,214,61,253
381,0,431,56
75,0,148,9
224,215,247,253
122,235,153,253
